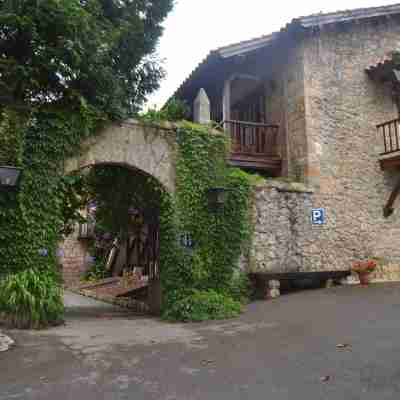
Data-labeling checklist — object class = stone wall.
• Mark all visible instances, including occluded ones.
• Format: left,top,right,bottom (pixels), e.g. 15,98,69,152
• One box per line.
284,37,309,182
298,16,400,269
263,38,308,179
250,17,400,274
264,59,289,177
59,227,89,287
246,180,346,273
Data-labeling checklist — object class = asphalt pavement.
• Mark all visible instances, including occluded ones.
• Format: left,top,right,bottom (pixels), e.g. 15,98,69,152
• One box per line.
2,285,400,399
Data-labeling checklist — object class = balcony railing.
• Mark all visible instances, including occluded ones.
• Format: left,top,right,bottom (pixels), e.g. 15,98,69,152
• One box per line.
377,118,400,155
224,120,280,157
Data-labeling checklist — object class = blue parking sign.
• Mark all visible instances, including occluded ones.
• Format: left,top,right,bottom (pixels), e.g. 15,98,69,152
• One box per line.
311,208,325,225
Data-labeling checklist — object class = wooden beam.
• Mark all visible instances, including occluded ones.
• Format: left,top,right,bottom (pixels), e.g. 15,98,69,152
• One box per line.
384,176,400,217
249,271,350,282
379,154,400,170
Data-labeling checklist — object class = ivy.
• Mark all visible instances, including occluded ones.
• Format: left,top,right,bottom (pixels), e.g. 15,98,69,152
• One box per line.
0,0,174,327
68,119,255,322
0,104,104,326
0,108,254,324
160,122,254,321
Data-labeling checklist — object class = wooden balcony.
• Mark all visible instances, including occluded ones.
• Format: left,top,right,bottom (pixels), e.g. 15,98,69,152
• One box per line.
377,118,400,170
224,120,282,174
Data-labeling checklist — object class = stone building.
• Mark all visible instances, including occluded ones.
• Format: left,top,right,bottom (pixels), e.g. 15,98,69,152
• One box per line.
173,4,400,275
61,4,400,295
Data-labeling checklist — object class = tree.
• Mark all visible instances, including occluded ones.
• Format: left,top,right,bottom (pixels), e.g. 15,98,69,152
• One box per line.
0,0,174,327
0,0,173,118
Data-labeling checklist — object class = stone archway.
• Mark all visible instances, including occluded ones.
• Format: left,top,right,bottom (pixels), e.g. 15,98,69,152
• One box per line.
61,120,177,290
65,119,176,193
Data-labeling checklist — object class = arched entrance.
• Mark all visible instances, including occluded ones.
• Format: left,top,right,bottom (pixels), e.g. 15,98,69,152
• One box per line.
60,121,177,314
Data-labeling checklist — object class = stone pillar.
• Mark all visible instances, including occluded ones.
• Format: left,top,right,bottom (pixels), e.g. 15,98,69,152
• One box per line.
193,88,211,124
59,226,89,287
148,279,162,316
265,280,281,299
222,79,231,122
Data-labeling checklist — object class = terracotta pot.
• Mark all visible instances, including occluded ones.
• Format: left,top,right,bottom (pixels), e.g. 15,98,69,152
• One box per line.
358,272,370,285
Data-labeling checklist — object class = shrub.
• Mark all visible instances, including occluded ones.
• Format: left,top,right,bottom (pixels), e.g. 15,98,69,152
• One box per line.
140,98,190,122
163,289,242,322
0,269,64,329
84,259,110,282
227,270,251,303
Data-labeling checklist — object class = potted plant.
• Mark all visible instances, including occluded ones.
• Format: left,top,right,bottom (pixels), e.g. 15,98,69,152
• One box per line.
351,260,377,285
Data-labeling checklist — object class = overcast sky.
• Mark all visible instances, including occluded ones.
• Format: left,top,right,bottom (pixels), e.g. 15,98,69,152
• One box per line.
146,0,397,109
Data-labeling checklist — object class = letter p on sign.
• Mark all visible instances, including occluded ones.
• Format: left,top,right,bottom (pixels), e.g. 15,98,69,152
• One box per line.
311,208,325,225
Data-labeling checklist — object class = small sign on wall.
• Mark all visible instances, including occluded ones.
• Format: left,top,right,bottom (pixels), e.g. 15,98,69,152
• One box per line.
179,233,195,249
311,208,326,225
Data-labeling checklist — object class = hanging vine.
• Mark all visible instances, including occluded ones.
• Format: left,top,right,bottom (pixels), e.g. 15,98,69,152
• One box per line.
160,122,254,321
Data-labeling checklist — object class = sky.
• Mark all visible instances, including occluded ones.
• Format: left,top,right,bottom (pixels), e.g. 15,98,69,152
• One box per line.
146,0,397,109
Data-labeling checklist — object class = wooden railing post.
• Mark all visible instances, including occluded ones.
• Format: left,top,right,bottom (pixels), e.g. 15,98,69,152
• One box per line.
377,118,400,155
223,120,279,157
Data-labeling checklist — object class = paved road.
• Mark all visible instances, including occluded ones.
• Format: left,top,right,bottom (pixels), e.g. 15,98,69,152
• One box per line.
2,284,400,399
63,291,127,316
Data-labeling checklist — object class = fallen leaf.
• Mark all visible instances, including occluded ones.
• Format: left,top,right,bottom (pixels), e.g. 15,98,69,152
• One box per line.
336,343,351,349
320,375,331,383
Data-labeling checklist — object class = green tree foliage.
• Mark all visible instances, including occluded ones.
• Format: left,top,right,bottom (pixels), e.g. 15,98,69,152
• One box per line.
85,166,164,238
140,98,190,123
0,0,173,327
0,0,173,117
0,268,64,329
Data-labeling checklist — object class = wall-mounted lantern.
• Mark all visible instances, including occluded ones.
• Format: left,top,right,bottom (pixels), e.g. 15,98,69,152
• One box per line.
78,220,95,240
206,187,229,212
0,166,22,191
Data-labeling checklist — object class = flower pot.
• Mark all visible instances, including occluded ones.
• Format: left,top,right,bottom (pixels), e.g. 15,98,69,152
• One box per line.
358,272,370,286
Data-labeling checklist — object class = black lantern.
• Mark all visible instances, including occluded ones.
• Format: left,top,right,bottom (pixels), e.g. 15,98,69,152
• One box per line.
206,187,228,212
0,166,22,190
78,220,95,239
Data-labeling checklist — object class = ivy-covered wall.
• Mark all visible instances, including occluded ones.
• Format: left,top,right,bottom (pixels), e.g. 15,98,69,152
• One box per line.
0,105,102,278
160,122,254,321
0,104,103,328
60,120,255,321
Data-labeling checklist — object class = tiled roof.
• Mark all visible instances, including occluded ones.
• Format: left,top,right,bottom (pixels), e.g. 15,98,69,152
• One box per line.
215,3,400,59
295,3,400,28
172,3,400,101
216,33,279,58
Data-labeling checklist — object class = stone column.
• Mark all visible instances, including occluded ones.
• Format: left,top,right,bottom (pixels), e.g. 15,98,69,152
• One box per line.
222,79,231,123
265,280,281,299
193,88,211,124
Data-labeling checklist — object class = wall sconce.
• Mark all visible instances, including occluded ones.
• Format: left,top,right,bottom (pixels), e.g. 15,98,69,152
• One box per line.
206,187,229,212
0,166,22,191
78,221,95,240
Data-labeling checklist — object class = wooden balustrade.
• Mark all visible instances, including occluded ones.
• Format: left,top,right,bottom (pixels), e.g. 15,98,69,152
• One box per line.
222,120,281,173
224,120,279,156
377,118,400,155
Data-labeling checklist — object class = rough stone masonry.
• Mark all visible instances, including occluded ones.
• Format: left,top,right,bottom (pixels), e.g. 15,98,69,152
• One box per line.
62,12,400,287
248,15,400,274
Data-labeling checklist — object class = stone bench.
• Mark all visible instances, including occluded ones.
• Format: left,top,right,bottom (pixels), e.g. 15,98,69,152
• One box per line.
249,271,351,299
